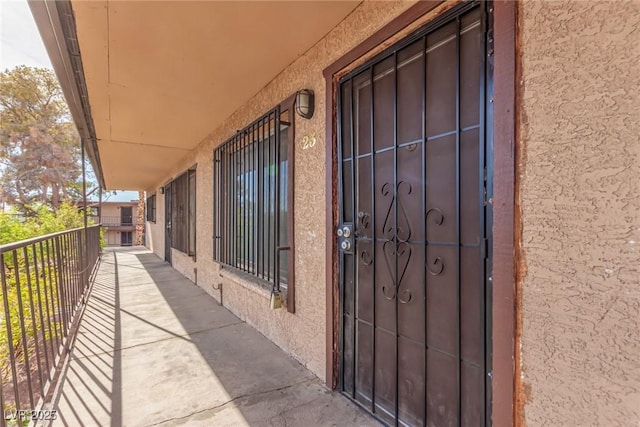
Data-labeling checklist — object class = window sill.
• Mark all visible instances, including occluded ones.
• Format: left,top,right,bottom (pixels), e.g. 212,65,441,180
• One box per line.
217,265,287,307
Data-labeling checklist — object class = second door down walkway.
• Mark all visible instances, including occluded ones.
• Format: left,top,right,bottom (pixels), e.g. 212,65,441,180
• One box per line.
52,248,377,426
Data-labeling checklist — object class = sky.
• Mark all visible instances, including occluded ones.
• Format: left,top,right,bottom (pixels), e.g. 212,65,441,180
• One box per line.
0,0,51,70
0,0,139,201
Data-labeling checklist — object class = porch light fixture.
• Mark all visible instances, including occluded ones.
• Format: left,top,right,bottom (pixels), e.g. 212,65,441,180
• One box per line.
159,187,164,195
295,89,314,119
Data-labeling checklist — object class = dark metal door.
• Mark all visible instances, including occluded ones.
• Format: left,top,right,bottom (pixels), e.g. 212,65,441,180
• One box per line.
120,231,132,246
337,4,491,426
164,185,172,264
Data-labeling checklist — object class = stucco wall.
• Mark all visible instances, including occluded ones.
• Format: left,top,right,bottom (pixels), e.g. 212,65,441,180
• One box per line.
145,0,421,380
146,193,165,259
518,1,640,425
99,202,138,219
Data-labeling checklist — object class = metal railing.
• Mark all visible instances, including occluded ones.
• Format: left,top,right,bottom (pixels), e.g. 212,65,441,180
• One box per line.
0,225,101,424
98,216,138,227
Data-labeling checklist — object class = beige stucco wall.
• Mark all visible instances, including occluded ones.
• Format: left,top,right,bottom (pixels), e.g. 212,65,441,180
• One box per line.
145,0,421,380
146,193,164,259
99,202,137,219
518,1,640,425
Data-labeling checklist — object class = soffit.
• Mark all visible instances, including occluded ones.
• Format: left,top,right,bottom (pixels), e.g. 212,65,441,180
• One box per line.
71,0,360,190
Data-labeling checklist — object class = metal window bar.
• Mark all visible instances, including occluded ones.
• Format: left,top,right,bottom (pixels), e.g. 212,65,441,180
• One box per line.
167,172,193,255
213,106,289,288
1,226,101,425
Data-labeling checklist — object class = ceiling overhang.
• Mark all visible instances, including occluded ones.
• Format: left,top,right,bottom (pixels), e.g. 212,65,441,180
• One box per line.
31,0,360,190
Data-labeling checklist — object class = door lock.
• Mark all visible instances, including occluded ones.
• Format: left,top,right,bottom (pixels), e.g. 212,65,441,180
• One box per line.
337,223,354,253
337,226,351,238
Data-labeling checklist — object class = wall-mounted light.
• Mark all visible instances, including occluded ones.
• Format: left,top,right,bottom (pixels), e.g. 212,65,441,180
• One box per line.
295,89,314,120
159,187,164,195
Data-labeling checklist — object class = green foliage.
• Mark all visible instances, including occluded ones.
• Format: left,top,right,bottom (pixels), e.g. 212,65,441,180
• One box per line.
0,203,97,389
0,203,93,245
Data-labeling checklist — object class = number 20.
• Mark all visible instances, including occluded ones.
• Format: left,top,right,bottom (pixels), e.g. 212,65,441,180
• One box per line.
302,135,317,150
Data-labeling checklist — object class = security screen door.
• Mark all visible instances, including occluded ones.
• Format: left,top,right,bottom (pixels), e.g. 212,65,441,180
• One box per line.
337,4,491,426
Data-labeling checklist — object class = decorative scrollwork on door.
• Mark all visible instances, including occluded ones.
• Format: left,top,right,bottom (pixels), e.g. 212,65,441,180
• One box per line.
380,181,414,304
427,256,445,275
426,207,444,225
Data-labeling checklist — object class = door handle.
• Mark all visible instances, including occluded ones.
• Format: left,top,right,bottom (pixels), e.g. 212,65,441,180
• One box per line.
336,226,351,238
337,223,354,253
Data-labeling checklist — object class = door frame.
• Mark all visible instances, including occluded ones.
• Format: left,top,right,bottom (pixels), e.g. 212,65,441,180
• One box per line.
322,1,517,425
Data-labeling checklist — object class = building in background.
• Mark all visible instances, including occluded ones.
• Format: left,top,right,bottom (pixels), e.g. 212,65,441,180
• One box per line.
91,201,142,246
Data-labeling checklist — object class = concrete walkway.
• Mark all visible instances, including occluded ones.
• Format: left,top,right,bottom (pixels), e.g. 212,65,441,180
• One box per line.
52,247,377,427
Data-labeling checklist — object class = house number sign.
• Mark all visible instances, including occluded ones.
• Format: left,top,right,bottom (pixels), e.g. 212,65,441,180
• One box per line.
302,134,317,150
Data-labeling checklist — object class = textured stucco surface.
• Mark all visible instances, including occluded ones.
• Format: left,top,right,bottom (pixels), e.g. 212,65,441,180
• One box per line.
145,0,420,381
145,192,164,259
518,1,640,425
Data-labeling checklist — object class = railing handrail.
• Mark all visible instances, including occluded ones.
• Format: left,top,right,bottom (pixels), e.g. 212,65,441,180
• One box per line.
0,224,101,254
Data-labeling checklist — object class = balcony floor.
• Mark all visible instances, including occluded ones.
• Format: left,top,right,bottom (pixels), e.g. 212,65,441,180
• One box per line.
52,247,377,426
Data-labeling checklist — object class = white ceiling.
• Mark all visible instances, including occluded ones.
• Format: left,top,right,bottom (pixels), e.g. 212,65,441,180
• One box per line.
71,0,360,189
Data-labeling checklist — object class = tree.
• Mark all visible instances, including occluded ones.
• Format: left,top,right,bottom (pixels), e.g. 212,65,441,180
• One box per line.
0,66,82,213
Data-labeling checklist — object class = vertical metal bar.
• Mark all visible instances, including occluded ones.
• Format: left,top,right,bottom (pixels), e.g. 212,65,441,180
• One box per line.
13,250,35,409
70,232,77,308
61,233,71,323
35,242,54,379
225,147,229,266
213,149,217,261
98,186,102,224
455,16,462,427
267,112,273,283
246,130,250,270
252,123,257,275
349,74,357,400
81,139,89,292
44,240,61,351
1,253,21,413
63,233,72,325
228,142,232,265
392,51,400,427
239,133,244,269
238,136,242,268
369,65,377,414
69,233,77,310
54,236,68,336
275,108,281,291
421,33,428,427
222,149,226,265
242,129,247,271
229,144,232,267
230,134,240,266
23,245,45,400
230,142,234,265
479,5,489,425
217,151,221,263
246,128,250,273
257,121,263,279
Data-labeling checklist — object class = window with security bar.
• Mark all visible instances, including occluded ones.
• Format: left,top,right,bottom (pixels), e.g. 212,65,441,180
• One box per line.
146,194,156,222
171,168,196,256
213,105,293,291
